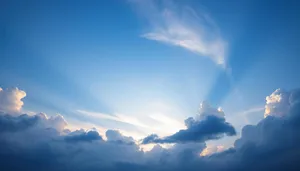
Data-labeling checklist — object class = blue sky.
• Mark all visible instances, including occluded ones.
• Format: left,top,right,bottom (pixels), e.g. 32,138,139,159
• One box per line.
1,0,300,145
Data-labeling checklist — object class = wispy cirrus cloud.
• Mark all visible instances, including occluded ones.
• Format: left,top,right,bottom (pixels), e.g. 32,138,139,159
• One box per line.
132,0,227,66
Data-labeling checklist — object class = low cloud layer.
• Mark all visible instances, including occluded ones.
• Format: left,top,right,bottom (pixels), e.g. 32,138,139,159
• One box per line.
1,87,300,170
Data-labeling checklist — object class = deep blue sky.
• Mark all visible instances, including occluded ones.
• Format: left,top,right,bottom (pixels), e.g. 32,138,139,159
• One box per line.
1,0,300,139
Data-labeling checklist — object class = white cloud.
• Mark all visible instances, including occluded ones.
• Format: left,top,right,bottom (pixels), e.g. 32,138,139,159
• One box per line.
132,0,227,66
0,87,26,114
264,89,290,118
33,112,68,132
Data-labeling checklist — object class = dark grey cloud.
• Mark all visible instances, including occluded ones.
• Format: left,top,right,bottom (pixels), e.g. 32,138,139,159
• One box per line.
0,114,40,132
142,102,235,144
142,115,236,144
65,130,103,142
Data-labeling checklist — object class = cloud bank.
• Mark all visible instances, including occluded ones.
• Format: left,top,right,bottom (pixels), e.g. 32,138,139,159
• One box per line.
1,87,300,170
132,0,227,66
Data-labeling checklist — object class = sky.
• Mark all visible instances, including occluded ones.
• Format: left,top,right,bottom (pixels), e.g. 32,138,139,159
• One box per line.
1,0,300,170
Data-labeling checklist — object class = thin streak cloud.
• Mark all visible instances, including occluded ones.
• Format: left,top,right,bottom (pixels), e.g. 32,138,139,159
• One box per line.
77,110,150,128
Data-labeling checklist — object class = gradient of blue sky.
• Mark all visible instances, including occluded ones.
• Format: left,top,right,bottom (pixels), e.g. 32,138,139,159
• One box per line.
1,0,300,144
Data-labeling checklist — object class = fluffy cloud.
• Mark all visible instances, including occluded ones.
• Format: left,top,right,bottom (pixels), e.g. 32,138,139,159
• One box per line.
0,87,26,114
142,102,236,144
227,88,300,170
2,87,300,171
264,88,290,118
37,113,68,132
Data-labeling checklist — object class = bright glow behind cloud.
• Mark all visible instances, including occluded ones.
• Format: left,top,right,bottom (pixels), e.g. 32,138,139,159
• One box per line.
77,109,185,138
0,87,26,114
200,145,225,156
133,0,227,66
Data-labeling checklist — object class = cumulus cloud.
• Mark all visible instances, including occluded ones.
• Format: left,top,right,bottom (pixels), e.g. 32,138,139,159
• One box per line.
131,0,227,66
0,87,26,114
38,113,68,132
142,102,236,144
226,88,300,170
264,88,290,118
